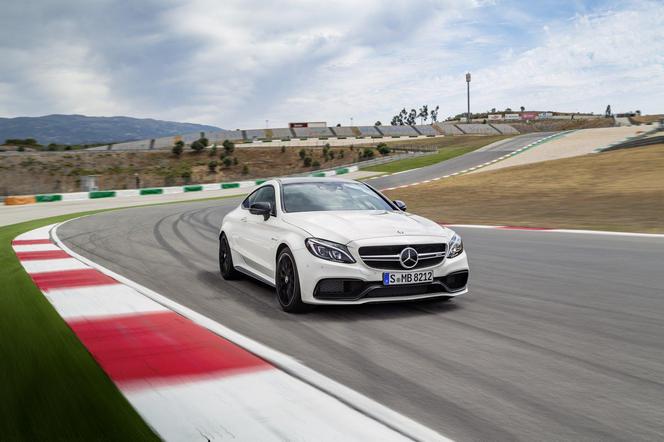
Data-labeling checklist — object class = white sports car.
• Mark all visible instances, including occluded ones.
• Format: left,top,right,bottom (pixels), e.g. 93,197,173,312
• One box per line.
219,178,469,312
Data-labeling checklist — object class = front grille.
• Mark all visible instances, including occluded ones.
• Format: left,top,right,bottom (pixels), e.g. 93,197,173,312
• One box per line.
358,243,447,270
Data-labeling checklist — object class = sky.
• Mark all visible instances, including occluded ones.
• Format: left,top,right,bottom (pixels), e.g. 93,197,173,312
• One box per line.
0,0,662,128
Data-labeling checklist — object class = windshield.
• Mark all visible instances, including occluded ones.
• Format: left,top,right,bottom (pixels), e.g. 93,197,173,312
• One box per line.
282,182,394,212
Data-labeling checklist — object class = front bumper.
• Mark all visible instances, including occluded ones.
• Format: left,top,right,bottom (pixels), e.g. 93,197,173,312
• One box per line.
292,246,469,305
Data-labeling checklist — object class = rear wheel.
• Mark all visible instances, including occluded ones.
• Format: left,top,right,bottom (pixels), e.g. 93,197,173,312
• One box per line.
276,248,309,313
219,234,240,280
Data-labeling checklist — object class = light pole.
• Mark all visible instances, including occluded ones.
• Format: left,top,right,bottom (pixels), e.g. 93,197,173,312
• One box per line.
466,72,471,123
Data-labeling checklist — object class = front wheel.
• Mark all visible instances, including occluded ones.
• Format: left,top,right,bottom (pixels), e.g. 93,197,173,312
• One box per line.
219,234,240,280
276,248,309,313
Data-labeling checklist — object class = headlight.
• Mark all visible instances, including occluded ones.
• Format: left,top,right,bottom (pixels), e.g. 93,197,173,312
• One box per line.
447,233,464,258
305,238,356,263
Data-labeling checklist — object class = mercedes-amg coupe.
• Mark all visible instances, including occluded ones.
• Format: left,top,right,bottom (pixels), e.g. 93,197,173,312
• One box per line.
219,178,469,312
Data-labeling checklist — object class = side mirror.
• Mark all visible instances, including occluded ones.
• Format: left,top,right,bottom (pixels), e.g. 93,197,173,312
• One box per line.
249,202,272,220
393,200,407,211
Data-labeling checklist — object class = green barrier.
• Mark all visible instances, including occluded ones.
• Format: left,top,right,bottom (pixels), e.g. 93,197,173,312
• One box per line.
311,172,326,177
335,168,349,175
221,183,240,189
183,185,203,192
140,188,163,195
89,191,116,199
255,179,267,185
35,194,62,203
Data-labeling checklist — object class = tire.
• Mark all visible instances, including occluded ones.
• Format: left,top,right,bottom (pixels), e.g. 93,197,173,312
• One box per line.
275,248,309,313
219,234,240,280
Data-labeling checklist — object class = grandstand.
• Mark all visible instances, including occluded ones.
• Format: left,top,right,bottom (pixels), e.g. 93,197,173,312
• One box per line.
86,122,519,151
413,125,439,136
292,126,334,138
377,125,419,137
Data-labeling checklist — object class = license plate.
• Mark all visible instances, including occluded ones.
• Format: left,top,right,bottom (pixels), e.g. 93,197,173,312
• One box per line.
383,271,434,285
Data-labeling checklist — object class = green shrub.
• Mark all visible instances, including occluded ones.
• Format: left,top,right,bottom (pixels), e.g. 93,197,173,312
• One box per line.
209,145,217,156
222,139,235,155
172,140,184,157
281,145,286,153
191,139,205,153
242,164,249,175
299,148,306,160
339,150,344,158
208,160,218,173
17,146,25,152
233,157,238,165
303,157,312,167
377,143,391,155
223,157,232,167
312,160,321,169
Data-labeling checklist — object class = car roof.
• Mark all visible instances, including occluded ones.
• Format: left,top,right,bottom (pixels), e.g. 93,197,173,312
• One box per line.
275,176,358,185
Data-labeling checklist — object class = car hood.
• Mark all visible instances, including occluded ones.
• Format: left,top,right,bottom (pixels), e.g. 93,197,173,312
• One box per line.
283,210,450,244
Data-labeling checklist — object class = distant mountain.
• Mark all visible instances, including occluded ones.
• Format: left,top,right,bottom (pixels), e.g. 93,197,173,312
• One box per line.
0,114,222,145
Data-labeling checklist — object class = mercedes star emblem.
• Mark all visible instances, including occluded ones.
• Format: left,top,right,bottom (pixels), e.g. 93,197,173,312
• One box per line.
399,247,419,269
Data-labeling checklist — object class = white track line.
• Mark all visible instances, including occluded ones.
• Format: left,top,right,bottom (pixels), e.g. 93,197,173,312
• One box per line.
445,224,664,238
380,132,564,192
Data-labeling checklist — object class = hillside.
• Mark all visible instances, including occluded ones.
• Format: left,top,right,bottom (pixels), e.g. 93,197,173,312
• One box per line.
0,114,221,145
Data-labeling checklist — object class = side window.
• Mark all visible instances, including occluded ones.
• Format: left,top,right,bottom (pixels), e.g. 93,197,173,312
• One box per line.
242,185,276,214
241,190,257,209
254,186,275,206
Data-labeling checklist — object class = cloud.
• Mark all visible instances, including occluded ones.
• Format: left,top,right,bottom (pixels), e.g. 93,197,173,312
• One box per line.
0,0,662,127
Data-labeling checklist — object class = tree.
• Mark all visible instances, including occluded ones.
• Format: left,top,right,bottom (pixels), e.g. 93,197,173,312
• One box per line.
191,138,206,153
505,107,512,112
406,109,417,126
390,116,399,126
418,105,429,124
303,156,312,167
208,160,218,173
363,147,374,159
374,121,382,126
209,145,217,156
605,105,612,117
491,108,496,113
376,143,390,155
223,157,232,167
172,140,184,157
520,106,525,112
299,148,306,160
430,105,440,122
222,139,235,155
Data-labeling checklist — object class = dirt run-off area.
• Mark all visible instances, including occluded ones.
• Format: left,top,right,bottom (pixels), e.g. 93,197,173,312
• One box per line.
387,144,664,233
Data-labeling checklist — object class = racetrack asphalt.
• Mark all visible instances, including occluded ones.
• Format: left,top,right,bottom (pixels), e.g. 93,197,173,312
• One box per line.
367,132,557,190
59,198,664,441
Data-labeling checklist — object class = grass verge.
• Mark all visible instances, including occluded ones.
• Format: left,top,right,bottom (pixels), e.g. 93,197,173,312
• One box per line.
386,144,664,233
362,135,512,173
0,194,242,439
0,212,160,440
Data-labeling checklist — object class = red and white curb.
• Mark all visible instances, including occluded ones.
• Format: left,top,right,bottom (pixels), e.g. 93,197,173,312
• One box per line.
379,132,570,191
13,223,449,442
